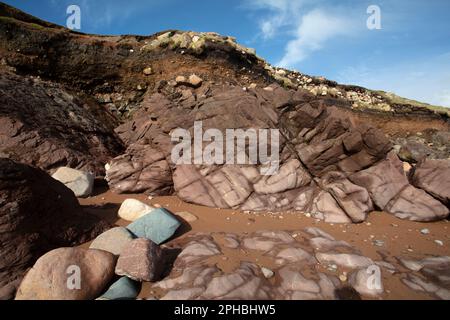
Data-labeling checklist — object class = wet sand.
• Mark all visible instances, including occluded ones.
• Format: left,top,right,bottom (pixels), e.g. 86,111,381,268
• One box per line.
79,188,450,300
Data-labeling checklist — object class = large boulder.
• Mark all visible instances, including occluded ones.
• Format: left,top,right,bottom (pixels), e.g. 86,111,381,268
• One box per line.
51,167,94,198
89,227,135,256
126,208,181,245
15,248,116,300
0,72,123,176
0,158,109,299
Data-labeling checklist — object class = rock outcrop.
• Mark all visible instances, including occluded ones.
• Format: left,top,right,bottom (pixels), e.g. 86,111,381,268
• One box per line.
0,158,109,299
146,229,449,300
0,72,123,176
106,83,449,223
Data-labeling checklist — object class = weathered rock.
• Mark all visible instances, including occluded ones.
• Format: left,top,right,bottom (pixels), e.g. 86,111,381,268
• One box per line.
51,167,94,198
384,185,449,221
118,199,155,222
177,238,221,264
126,208,181,245
0,72,123,176
15,248,116,300
115,238,164,282
412,159,450,206
315,253,374,269
350,152,449,221
98,277,141,300
201,263,272,299
105,142,172,195
0,159,109,299
350,266,384,297
89,227,135,256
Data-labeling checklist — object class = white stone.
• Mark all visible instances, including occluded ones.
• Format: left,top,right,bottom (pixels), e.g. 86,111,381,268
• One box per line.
51,167,94,198
118,199,155,221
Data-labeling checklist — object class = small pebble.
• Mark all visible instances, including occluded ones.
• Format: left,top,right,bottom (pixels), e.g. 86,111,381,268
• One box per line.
373,240,385,247
420,228,430,235
435,240,444,246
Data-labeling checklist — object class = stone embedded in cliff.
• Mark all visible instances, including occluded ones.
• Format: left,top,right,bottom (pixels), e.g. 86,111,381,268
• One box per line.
16,248,116,300
188,74,203,88
105,142,172,195
0,158,109,300
0,72,123,176
412,159,450,206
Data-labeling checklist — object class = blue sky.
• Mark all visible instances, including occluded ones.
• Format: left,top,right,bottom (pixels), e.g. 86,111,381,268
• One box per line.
3,0,450,107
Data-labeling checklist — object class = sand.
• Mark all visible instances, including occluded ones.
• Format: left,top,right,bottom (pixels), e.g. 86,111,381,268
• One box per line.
79,188,450,300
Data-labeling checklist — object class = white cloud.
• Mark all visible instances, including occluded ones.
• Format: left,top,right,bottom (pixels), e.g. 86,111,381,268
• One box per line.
243,1,356,66
278,9,355,67
244,0,309,39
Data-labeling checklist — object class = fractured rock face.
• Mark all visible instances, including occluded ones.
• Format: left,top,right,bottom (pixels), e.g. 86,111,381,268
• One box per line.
115,238,164,282
149,229,389,300
412,159,450,206
105,142,172,195
107,83,398,223
350,152,449,221
103,72,446,223
0,158,109,300
0,72,123,176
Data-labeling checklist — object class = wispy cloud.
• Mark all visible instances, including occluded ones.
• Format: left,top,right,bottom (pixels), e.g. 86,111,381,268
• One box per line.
243,0,358,67
278,9,356,67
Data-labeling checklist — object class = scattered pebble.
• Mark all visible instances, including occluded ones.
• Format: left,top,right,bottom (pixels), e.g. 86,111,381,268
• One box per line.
373,240,385,247
339,274,348,282
420,228,430,235
327,264,338,272
434,240,444,246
